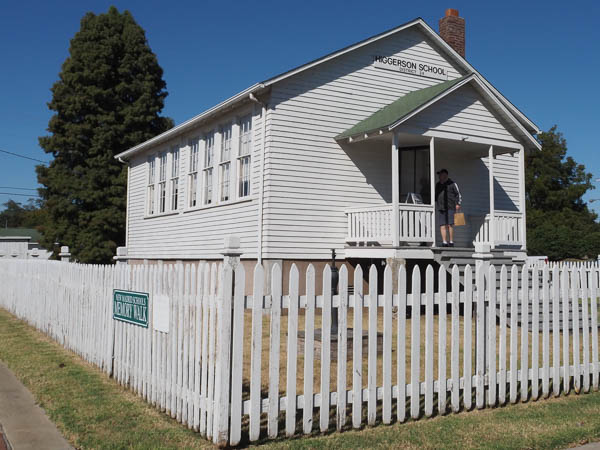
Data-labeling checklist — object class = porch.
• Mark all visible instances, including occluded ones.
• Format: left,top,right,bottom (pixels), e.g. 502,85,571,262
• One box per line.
345,204,524,248
334,75,536,258
342,133,527,254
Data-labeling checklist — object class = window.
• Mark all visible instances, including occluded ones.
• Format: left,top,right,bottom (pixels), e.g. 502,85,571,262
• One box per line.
220,124,232,201
159,152,167,213
203,132,214,205
170,147,179,210
238,115,252,198
147,156,156,215
188,138,199,207
220,163,230,201
221,124,232,161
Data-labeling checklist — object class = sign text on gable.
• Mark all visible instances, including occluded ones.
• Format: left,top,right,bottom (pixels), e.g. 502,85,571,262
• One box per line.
372,55,449,80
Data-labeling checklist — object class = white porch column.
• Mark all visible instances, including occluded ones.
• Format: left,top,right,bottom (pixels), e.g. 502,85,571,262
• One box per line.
518,145,527,250
392,133,400,247
488,145,495,249
429,137,436,246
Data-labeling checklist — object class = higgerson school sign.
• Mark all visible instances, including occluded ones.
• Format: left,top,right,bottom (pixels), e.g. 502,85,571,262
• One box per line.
113,289,149,327
372,55,449,80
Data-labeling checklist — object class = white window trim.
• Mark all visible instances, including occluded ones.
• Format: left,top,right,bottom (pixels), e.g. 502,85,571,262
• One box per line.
202,132,215,205
188,137,200,208
158,151,168,214
219,122,233,202
170,146,180,211
237,114,253,199
147,155,156,216
182,194,256,214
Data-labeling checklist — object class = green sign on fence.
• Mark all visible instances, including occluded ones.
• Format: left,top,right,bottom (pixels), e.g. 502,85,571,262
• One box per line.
113,289,149,327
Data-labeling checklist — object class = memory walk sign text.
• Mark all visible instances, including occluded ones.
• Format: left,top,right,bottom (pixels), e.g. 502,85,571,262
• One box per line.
113,289,149,327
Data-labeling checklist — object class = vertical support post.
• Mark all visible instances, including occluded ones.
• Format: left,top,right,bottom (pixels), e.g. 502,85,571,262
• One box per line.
125,164,131,248
330,249,339,336
473,244,492,378
257,103,268,264
518,145,527,250
114,246,128,267
488,145,495,249
429,137,436,246
391,133,400,247
215,235,242,446
59,246,71,262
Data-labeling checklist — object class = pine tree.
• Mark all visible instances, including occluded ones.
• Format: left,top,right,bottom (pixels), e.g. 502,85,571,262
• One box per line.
37,6,173,263
525,126,600,260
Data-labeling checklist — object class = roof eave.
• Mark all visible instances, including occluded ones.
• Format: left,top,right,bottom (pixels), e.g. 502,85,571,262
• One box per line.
115,83,266,161
117,16,540,160
260,18,424,88
387,74,476,131
336,75,474,142
387,75,541,151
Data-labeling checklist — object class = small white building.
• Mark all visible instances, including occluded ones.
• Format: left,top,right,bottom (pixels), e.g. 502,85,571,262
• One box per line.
0,228,52,260
116,10,540,279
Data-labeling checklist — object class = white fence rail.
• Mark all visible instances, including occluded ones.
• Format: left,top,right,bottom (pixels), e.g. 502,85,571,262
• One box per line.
1,259,600,446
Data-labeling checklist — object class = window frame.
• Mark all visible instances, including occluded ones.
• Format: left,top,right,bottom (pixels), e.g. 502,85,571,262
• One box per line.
188,137,199,208
158,152,168,213
147,155,156,215
170,146,180,211
203,131,215,205
237,114,252,198
219,123,233,202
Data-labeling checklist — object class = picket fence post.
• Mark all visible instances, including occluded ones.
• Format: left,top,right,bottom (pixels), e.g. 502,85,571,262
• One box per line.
213,236,242,446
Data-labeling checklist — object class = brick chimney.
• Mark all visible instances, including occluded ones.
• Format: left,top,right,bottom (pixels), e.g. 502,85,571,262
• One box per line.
439,8,465,58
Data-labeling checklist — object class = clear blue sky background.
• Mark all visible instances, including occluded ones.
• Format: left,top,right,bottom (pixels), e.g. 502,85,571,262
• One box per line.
1,0,599,214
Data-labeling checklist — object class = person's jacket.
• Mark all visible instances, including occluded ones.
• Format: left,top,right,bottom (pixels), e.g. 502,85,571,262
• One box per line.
435,178,462,211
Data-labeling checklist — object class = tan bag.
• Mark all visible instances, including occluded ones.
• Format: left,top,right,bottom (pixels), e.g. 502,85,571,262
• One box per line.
454,212,466,226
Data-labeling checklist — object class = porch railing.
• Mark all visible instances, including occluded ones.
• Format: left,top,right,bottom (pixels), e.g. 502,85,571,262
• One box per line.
345,204,434,245
473,210,523,247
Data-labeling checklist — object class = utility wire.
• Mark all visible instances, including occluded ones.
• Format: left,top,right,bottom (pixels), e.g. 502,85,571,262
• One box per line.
0,187,39,191
0,192,41,198
0,148,48,164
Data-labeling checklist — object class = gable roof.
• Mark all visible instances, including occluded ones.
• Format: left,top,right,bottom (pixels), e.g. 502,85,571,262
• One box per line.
336,76,468,140
116,17,539,161
336,73,541,150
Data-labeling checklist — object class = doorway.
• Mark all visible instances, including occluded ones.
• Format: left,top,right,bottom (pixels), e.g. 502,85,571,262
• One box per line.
399,146,431,204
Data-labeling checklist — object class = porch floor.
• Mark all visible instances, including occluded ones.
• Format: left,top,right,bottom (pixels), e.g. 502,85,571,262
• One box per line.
344,244,526,263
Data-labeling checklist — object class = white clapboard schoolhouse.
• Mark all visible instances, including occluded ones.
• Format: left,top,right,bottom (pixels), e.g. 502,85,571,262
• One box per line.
115,9,540,279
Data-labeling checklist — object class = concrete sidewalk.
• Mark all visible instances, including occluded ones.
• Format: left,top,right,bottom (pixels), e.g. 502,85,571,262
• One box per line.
0,361,72,450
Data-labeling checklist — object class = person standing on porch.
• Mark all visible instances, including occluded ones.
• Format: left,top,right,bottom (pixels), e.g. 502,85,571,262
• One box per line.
435,169,462,247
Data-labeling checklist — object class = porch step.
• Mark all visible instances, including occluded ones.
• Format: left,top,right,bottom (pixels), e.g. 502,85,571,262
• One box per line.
441,266,593,331
433,248,523,288
499,297,589,331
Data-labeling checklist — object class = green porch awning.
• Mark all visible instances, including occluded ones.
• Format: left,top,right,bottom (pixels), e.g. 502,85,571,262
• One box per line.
335,75,469,140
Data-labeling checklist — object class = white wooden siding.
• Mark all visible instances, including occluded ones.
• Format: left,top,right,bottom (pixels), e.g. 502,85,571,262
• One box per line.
124,25,527,260
400,85,520,145
126,104,263,260
263,26,525,259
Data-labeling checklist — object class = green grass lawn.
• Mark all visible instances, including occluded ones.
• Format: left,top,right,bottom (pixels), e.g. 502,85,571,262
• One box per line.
2,305,600,449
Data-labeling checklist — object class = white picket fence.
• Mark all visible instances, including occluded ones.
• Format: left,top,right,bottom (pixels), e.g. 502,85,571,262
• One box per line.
0,258,599,446
550,260,600,270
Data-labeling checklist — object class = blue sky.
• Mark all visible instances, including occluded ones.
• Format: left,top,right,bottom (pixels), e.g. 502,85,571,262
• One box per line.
1,0,599,214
